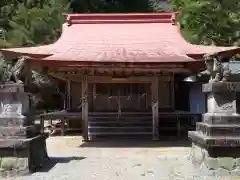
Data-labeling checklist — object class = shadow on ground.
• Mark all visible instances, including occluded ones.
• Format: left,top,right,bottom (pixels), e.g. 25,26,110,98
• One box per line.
36,156,86,173
80,137,191,148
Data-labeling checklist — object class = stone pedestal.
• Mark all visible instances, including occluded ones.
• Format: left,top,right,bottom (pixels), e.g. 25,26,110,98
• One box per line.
189,82,240,172
0,84,49,177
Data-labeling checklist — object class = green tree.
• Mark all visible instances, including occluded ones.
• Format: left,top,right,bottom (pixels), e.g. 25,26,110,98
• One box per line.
0,0,69,48
149,0,172,12
70,0,172,13
172,0,240,46
70,0,153,13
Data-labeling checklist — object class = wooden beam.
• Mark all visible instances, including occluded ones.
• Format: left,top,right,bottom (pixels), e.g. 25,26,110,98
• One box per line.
81,75,89,141
151,77,159,140
50,67,192,82
87,75,170,83
53,66,191,73
55,68,191,74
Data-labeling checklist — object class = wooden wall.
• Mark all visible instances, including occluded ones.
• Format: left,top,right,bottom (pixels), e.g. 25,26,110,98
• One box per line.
70,82,82,111
158,81,172,110
94,83,149,112
69,75,173,112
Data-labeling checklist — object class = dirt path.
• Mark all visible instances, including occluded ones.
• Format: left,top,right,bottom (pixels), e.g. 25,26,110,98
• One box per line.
7,136,240,180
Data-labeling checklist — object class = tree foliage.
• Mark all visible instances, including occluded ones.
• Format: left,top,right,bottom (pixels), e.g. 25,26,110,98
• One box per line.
0,0,69,48
70,0,152,13
70,0,171,13
172,0,240,46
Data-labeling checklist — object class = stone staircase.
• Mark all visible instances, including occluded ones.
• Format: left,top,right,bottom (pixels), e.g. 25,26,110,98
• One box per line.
88,112,152,139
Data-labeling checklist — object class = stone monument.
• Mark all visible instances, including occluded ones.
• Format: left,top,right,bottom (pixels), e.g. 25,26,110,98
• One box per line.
0,83,49,177
189,53,240,173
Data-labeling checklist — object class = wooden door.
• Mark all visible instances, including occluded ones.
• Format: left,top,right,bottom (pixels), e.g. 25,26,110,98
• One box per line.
93,83,149,112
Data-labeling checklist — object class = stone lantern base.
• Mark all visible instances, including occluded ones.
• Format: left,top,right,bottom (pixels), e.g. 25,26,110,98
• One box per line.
0,84,49,177
189,82,240,172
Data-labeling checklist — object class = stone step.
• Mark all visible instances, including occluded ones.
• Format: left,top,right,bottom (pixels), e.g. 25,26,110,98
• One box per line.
196,122,240,137
188,131,240,148
202,113,240,125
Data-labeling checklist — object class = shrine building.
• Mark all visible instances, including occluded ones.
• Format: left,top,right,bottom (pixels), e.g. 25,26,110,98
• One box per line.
1,13,240,141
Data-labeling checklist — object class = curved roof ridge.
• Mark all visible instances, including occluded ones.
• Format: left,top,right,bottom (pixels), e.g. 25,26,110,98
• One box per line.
64,12,176,25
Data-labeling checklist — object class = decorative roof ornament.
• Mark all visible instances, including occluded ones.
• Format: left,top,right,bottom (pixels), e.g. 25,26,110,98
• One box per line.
171,13,176,25
197,53,232,83
3,56,31,85
66,15,72,26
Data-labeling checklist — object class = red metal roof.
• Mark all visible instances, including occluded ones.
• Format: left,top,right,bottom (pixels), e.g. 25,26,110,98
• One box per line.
0,13,239,64
0,44,54,58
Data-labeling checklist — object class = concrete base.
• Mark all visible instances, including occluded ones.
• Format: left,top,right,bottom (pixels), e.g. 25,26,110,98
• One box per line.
190,131,240,154
0,135,49,178
190,143,240,175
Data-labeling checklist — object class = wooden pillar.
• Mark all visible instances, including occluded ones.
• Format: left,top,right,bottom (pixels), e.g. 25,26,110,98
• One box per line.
67,79,71,110
92,83,96,111
171,73,175,111
40,115,44,134
82,75,89,141
61,117,66,136
151,76,159,140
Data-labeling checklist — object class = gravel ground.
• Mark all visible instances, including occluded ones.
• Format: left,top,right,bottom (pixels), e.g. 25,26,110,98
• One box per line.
5,136,240,180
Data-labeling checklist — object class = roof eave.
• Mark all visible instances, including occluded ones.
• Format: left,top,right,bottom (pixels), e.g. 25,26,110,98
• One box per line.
0,49,51,58
187,47,240,59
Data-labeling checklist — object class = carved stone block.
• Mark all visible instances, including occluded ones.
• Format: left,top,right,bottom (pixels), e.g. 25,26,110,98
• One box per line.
0,93,31,117
203,113,240,124
0,117,25,126
203,82,240,93
0,84,24,93
207,92,236,113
